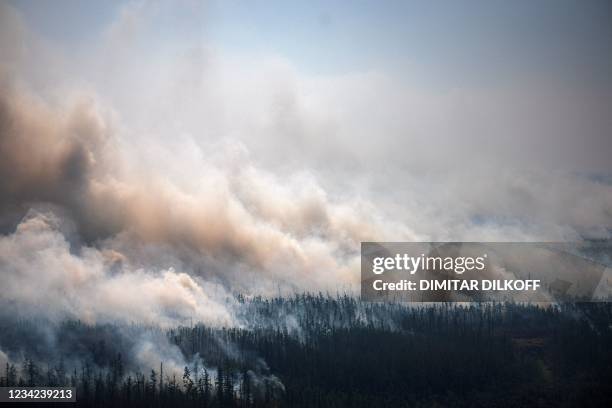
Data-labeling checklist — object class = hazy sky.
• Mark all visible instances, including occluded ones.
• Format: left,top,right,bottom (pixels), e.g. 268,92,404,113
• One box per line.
9,0,612,82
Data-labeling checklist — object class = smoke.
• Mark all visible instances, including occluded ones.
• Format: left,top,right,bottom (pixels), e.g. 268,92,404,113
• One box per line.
0,348,8,369
131,329,193,376
0,209,236,327
0,75,382,297
0,0,611,327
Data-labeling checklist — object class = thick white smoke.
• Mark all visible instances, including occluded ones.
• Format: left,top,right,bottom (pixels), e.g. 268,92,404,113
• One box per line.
0,209,236,327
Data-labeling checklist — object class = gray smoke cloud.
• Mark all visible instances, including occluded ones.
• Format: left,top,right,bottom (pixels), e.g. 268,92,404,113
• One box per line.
0,66,384,327
0,0,611,331
0,209,236,327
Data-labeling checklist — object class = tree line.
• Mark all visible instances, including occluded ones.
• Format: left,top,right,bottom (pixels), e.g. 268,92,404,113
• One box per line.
1,296,611,407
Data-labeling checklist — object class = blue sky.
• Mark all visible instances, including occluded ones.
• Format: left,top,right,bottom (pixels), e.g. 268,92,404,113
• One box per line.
9,0,612,87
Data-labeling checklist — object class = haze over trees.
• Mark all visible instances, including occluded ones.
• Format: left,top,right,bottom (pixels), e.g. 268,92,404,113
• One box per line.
1,295,611,407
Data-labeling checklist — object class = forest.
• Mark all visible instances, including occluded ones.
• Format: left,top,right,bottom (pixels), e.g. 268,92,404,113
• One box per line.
1,296,611,407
